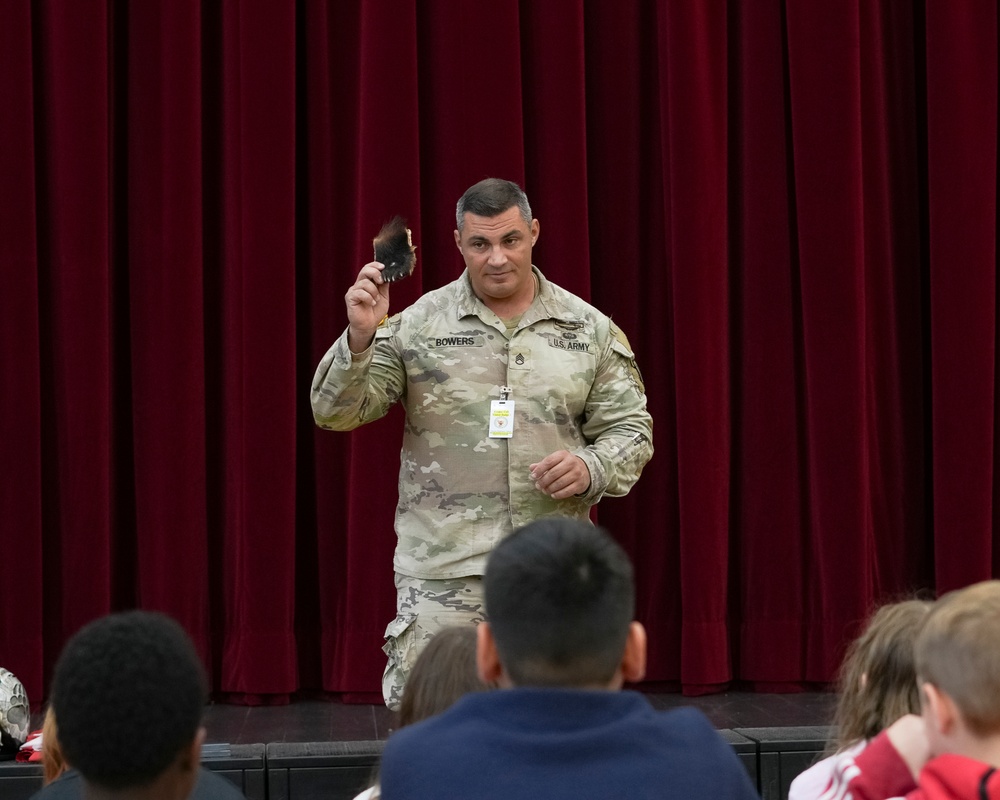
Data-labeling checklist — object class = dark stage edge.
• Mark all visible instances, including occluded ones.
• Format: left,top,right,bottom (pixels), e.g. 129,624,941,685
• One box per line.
3,692,839,800
201,689,837,744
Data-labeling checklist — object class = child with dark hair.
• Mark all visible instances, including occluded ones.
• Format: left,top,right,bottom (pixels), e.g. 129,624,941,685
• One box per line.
29,610,243,800
378,517,758,800
789,599,931,799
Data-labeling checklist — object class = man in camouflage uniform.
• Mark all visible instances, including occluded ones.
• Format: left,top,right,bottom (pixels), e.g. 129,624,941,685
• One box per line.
311,178,654,709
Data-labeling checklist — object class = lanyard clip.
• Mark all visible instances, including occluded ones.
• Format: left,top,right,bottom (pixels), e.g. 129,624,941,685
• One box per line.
500,385,511,401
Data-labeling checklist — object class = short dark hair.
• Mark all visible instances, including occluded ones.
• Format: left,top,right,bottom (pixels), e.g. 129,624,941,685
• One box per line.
51,610,208,790
398,626,488,727
455,178,532,232
484,518,635,687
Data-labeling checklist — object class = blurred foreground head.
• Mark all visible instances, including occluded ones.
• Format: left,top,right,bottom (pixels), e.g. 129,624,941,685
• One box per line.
916,580,1000,739
482,517,644,689
51,610,208,796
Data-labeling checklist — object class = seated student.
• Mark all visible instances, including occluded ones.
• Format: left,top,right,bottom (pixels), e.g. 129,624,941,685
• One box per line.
396,625,492,728
831,580,1000,800
30,610,244,800
789,599,931,799
42,708,68,785
354,625,492,800
378,517,760,800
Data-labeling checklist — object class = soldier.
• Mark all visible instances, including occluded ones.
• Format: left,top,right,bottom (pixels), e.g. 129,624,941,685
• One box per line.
311,178,653,709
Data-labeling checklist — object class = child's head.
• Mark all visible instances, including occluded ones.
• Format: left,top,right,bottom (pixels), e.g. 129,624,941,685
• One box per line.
398,626,490,728
916,580,1000,744
833,599,932,749
42,707,67,785
482,518,637,688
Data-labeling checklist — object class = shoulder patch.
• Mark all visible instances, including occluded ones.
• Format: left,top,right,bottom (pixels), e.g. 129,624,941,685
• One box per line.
609,322,645,394
609,322,635,358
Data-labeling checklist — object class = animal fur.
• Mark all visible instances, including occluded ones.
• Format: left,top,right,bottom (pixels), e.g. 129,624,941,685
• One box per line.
373,216,417,282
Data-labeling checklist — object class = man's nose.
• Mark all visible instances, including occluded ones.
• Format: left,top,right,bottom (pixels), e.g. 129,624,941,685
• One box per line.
488,245,507,266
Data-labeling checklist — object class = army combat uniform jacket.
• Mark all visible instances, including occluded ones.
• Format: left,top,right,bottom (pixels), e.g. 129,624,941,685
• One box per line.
311,267,654,580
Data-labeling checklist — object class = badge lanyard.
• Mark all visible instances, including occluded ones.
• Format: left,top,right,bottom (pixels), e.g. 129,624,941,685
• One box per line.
489,385,514,438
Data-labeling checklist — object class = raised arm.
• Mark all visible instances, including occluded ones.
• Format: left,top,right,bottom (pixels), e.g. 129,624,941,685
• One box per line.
311,262,406,431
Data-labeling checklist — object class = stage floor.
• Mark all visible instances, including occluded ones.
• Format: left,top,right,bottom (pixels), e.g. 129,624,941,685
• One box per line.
200,690,837,745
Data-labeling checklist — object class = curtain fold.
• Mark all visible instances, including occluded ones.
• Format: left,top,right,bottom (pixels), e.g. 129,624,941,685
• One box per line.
924,2,999,593
0,0,45,694
2,0,999,703
785,0,877,680
659,0,732,688
31,0,117,647
214,0,300,693
732,0,810,684
124,0,211,662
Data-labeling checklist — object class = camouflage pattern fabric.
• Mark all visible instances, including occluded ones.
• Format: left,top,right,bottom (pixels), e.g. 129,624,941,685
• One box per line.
382,575,485,711
311,267,654,580
0,667,29,751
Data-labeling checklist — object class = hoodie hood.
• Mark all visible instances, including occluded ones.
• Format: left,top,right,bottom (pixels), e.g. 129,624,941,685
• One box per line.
919,755,1000,800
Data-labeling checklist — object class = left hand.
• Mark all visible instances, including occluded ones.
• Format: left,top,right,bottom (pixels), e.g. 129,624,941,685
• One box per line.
530,451,591,500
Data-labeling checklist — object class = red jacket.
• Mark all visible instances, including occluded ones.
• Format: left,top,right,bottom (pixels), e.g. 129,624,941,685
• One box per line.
827,730,1000,800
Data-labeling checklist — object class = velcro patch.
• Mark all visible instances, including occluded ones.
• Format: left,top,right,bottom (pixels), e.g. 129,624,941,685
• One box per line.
547,338,593,353
429,335,486,347
610,323,644,393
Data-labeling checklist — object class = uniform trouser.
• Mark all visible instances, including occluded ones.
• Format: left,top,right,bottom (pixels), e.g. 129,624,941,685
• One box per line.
381,573,486,710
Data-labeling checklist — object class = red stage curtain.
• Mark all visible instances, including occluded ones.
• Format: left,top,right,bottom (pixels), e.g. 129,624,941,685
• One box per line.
1,0,997,703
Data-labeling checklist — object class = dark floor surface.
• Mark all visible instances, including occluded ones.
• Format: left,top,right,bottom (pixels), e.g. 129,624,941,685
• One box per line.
200,690,837,745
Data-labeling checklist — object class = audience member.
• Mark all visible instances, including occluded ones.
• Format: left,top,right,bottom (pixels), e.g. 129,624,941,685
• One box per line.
397,625,492,728
354,625,491,800
830,580,1000,799
789,599,931,799
41,708,68,785
377,517,760,800
29,610,244,800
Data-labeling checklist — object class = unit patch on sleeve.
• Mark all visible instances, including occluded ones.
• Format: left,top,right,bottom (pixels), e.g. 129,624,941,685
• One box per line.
609,322,645,394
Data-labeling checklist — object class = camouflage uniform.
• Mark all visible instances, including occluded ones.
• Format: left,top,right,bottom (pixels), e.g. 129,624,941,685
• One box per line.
311,267,653,707
381,574,486,710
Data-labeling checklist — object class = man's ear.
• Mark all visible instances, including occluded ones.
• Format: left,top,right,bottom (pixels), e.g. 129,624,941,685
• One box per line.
477,622,504,685
923,682,957,736
621,621,647,684
454,229,462,251
530,218,539,246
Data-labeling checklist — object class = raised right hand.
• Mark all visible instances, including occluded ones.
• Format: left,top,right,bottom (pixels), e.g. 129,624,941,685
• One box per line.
345,261,390,353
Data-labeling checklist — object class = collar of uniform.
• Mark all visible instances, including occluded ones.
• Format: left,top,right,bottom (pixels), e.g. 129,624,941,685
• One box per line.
455,266,579,326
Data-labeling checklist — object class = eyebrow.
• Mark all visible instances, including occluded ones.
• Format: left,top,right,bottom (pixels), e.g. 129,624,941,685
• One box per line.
467,229,522,243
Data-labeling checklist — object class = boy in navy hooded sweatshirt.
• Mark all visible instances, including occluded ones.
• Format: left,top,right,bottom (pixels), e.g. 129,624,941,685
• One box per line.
379,517,759,800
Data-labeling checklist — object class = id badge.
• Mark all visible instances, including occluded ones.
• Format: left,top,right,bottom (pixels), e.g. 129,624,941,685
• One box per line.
489,400,514,438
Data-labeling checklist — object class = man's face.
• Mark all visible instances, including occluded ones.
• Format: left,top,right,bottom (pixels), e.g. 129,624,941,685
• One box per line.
454,206,539,307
